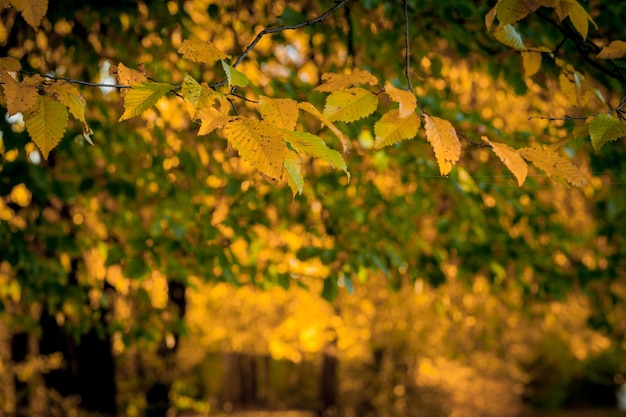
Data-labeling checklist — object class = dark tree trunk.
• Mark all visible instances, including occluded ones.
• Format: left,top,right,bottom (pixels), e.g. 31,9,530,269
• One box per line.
318,344,339,417
11,331,29,417
144,279,187,417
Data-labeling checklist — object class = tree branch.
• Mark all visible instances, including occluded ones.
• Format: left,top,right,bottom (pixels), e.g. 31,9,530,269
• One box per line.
402,0,425,114
20,71,131,89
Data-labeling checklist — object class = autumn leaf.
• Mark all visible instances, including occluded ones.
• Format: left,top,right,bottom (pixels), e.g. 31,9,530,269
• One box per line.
597,40,626,59
0,72,40,115
482,136,528,186
314,69,378,92
493,24,526,51
323,87,378,123
24,96,68,159
223,117,288,181
119,81,172,121
495,0,542,26
0,56,21,71
45,81,93,145
423,115,461,175
178,38,231,65
197,96,231,135
298,102,350,152
588,114,626,153
258,96,299,131
181,73,220,118
564,0,596,41
519,144,587,186
384,81,417,118
284,150,304,197
112,63,147,98
280,129,349,178
221,60,249,88
521,51,542,78
374,109,420,150
10,0,48,28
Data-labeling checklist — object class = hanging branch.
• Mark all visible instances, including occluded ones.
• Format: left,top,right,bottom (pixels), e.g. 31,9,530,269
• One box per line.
402,0,425,114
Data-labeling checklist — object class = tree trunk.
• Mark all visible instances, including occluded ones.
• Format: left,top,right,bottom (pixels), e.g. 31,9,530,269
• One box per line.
11,331,29,417
318,343,339,417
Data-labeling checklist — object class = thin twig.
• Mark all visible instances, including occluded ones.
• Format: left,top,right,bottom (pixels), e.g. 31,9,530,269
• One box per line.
228,92,258,104
20,71,131,89
528,115,590,121
403,0,413,93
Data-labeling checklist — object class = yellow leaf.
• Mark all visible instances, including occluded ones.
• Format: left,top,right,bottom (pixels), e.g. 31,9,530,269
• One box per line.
24,96,68,159
423,115,461,175
597,40,626,60
221,60,249,88
258,96,298,131
323,87,378,123
223,117,288,181
485,3,497,30
112,63,147,98
284,150,303,197
10,0,47,28
181,73,220,118
298,102,350,152
493,24,526,51
521,51,542,78
496,0,542,25
0,1,10,10
197,96,231,135
119,82,172,121
563,0,596,40
314,69,378,92
482,136,528,186
384,82,417,118
559,73,580,106
280,129,348,178
178,38,231,65
374,109,420,150
45,82,86,123
0,72,40,115
0,56,21,71
519,145,587,186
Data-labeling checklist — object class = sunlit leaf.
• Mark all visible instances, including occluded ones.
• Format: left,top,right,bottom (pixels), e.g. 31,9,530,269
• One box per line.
177,38,231,65
374,109,420,150
112,63,147,98
181,73,220,118
519,145,587,186
259,96,299,130
284,150,303,197
221,60,249,88
46,82,86,124
423,115,461,175
495,0,541,26
24,96,68,159
597,40,626,59
521,51,542,78
0,72,39,115
493,24,526,51
0,56,21,71
323,87,378,123
588,114,626,153
298,102,350,152
482,136,528,186
314,69,378,92
223,117,288,181
119,81,172,121
384,81,417,118
565,0,596,41
280,129,349,178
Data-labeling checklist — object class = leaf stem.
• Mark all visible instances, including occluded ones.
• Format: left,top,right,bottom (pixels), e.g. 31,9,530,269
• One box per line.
402,0,426,115
19,70,131,89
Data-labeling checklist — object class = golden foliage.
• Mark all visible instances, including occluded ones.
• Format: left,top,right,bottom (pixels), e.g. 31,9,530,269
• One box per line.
374,109,420,150
314,69,378,92
483,136,528,186
423,114,461,175
177,38,231,65
519,145,587,186
323,87,378,123
24,96,68,159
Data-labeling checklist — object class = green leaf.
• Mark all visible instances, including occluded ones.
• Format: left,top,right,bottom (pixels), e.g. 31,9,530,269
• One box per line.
119,81,172,121
221,60,249,88
284,150,304,197
181,73,220,118
588,113,626,152
280,129,349,179
321,277,338,302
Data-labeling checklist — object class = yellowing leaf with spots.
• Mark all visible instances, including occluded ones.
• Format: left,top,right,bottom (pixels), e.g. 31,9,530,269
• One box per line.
280,129,348,178
112,63,147,98
423,115,461,175
597,40,626,59
11,0,47,28
221,60,249,88
119,81,172,121
0,73,40,116
374,109,420,150
24,96,68,159
284,150,304,197
178,38,231,65
45,82,93,145
223,117,288,181
181,73,221,118
259,96,298,131
314,69,378,92
482,136,528,186
384,82,417,118
519,145,586,186
323,87,378,123
298,102,350,152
